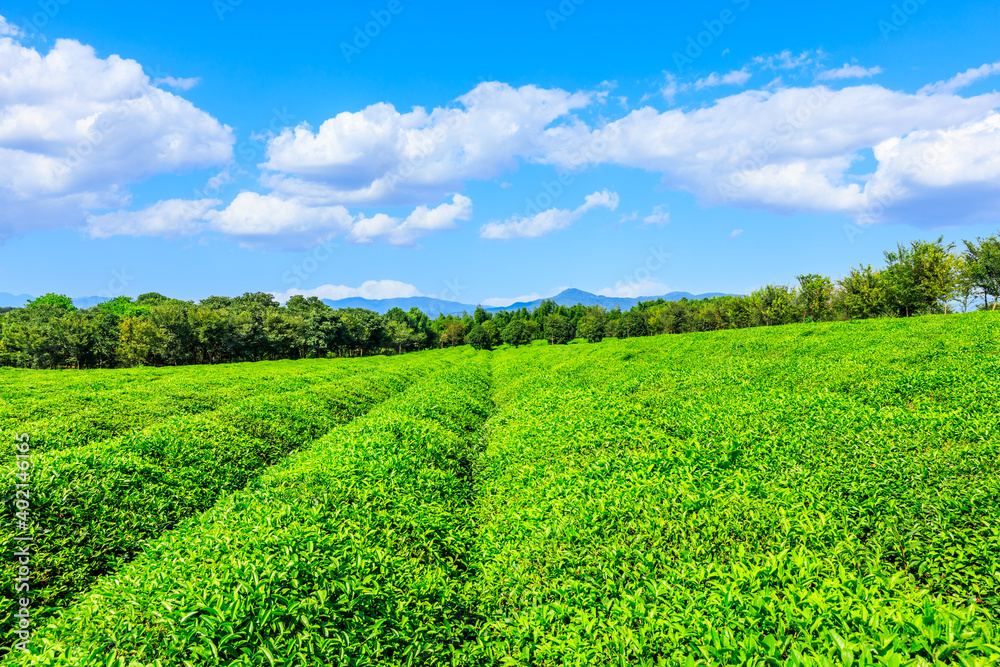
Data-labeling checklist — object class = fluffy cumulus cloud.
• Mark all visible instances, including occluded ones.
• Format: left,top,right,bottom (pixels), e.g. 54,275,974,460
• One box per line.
0,29,234,237
272,280,422,304
97,193,472,249
347,194,472,244
480,190,619,240
546,77,1000,224
259,82,592,207
0,15,22,36
816,64,883,81
7,22,1000,247
86,198,220,238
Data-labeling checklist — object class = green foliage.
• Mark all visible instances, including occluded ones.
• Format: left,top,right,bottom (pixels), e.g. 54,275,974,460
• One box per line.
839,264,887,319
24,294,75,312
502,320,532,348
0,352,445,640
543,313,575,345
5,315,999,665
883,237,961,316
963,233,1000,310
467,323,493,350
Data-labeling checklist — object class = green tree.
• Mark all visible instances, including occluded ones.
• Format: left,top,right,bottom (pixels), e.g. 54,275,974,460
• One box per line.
26,293,76,311
883,237,960,316
467,323,493,350
118,317,166,366
963,233,1000,310
838,265,887,319
502,320,532,348
796,274,834,323
577,307,607,342
473,305,491,325
481,319,503,348
389,320,420,354
544,314,576,344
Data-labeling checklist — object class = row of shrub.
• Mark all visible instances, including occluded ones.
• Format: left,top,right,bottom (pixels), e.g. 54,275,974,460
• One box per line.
469,314,999,664
0,351,448,646
0,358,372,465
12,348,492,665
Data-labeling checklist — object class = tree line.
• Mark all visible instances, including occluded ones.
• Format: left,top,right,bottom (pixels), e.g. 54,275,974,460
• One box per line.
1,233,997,369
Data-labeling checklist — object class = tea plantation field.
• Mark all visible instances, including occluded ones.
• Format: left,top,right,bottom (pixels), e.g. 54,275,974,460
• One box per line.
2,313,998,666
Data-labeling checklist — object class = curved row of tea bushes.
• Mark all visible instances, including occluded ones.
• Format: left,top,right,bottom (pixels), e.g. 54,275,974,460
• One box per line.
0,357,391,463
12,349,491,666
0,352,447,643
469,314,999,665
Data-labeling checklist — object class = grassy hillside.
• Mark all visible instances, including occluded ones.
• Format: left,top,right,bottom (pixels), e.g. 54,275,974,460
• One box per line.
3,314,998,666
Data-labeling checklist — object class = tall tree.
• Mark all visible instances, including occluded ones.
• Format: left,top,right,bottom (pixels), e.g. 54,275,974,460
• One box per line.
796,274,834,323
467,323,493,350
963,233,1000,310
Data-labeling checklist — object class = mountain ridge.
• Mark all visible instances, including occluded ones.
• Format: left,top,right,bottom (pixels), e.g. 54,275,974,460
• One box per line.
0,289,735,315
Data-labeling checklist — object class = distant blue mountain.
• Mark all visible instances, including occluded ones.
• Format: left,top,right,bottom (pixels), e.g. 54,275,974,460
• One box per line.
320,288,734,315
69,296,112,309
0,293,110,309
320,296,478,317
2,288,733,315
0,292,32,308
489,288,733,313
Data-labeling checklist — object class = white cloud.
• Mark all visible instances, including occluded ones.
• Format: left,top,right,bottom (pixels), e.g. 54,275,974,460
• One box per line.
106,193,472,249
273,280,422,304
153,75,201,91
860,111,1000,224
347,194,472,245
696,68,752,89
816,64,883,81
729,228,744,239
753,50,817,71
0,15,22,37
0,36,234,237
548,78,1000,222
643,205,670,225
597,279,672,299
919,60,1000,96
480,292,545,307
207,192,353,243
480,189,619,239
259,81,591,207
86,198,220,238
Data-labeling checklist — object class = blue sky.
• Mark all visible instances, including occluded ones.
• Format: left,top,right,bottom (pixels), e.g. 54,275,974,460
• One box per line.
1,0,999,306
